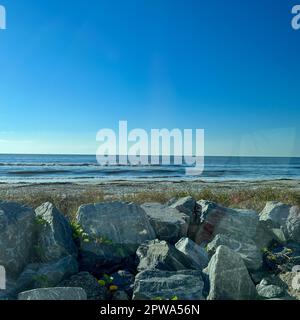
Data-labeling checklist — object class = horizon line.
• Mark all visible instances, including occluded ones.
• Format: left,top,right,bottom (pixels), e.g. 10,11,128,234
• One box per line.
0,153,299,159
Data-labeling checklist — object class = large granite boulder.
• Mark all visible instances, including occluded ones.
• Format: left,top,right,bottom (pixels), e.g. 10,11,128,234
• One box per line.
133,270,205,300
35,202,77,262
76,202,155,274
15,255,78,292
190,200,259,245
205,245,257,300
18,287,87,300
207,234,262,271
175,237,209,270
259,202,300,245
260,202,291,227
285,206,300,243
141,203,190,244
0,201,36,277
136,240,197,272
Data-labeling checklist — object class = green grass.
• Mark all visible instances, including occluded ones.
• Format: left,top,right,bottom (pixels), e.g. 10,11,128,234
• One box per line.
1,187,300,220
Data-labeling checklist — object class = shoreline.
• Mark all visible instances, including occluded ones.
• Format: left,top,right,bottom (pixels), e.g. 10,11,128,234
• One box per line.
0,178,300,198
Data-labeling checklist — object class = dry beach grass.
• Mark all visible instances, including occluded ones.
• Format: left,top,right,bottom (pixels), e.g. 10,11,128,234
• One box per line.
0,179,300,220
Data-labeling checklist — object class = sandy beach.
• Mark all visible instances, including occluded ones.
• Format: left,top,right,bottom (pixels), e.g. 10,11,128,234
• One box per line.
0,179,297,198
1,179,300,199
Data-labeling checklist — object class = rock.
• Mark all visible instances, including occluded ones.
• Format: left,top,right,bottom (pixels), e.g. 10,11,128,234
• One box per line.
259,202,292,245
136,240,198,272
18,287,87,300
170,196,196,219
76,202,155,273
191,200,259,245
255,276,288,299
285,206,300,243
16,255,78,291
260,202,291,228
0,201,35,277
35,202,77,262
205,245,257,300
175,237,209,270
59,272,107,300
258,202,300,245
133,270,205,300
141,203,190,244
256,282,285,299
207,234,262,271
279,271,300,300
77,201,155,246
112,290,130,300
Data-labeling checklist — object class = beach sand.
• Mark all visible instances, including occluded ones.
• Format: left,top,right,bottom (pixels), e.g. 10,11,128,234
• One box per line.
1,179,300,199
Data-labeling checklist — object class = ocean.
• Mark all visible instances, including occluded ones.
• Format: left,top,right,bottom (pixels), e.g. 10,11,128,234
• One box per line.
0,154,299,183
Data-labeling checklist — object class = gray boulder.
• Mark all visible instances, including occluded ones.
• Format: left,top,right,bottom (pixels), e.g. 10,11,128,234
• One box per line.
285,205,300,243
170,196,196,219
256,283,285,299
260,202,291,227
175,237,209,270
191,200,259,245
136,239,197,272
207,234,262,271
16,255,78,291
259,202,300,245
141,203,190,244
77,201,155,245
133,270,205,300
18,287,87,300
0,201,36,277
76,202,156,274
205,245,257,300
35,202,77,262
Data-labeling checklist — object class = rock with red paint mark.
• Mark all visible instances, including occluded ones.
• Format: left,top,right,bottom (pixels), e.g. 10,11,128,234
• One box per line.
189,200,259,245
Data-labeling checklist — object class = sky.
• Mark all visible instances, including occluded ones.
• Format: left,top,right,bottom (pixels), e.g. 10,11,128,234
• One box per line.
0,0,300,156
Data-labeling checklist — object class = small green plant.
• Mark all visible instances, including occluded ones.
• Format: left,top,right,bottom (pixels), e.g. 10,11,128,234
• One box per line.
71,222,90,242
35,216,48,226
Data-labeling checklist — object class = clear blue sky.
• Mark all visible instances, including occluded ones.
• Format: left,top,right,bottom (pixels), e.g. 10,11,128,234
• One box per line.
0,0,300,156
